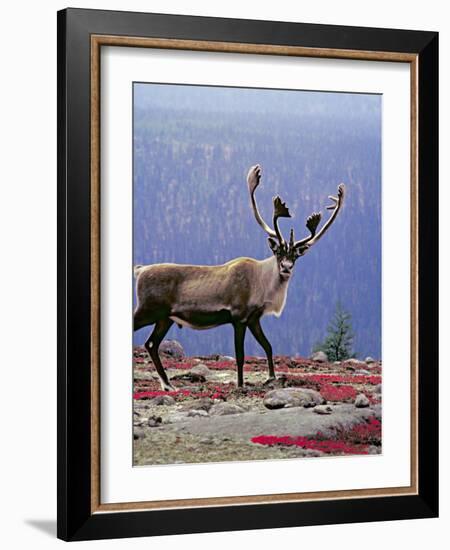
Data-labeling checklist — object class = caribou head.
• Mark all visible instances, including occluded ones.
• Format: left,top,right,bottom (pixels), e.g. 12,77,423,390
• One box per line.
247,164,345,281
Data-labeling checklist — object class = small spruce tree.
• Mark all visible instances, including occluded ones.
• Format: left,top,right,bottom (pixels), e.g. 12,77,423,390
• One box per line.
313,302,355,361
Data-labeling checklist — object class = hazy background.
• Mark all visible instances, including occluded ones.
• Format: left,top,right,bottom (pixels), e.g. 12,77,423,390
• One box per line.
133,83,381,359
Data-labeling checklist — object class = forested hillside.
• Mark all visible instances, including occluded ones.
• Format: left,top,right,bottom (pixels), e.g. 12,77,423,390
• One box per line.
133,84,381,359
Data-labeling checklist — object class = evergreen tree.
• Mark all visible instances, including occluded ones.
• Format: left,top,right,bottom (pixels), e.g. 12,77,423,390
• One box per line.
313,302,355,361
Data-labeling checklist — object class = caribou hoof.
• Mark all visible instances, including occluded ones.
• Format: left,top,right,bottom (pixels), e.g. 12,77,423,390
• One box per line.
263,376,277,386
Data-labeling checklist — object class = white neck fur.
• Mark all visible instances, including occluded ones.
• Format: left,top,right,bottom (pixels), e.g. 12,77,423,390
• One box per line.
260,256,291,317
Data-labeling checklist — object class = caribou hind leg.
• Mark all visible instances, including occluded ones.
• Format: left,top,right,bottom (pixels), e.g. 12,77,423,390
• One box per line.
144,318,175,391
248,317,276,383
232,321,247,387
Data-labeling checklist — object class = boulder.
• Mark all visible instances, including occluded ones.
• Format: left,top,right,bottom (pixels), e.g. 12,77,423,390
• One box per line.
354,393,370,408
373,383,382,394
133,413,148,427
190,363,212,378
217,355,235,362
314,405,333,415
159,339,185,359
263,388,324,410
187,409,209,418
346,358,366,367
165,412,189,424
133,427,145,440
310,351,328,363
365,356,376,364
210,403,245,416
150,395,176,406
180,398,214,412
356,369,370,375
147,415,163,427
171,372,206,383
371,404,382,420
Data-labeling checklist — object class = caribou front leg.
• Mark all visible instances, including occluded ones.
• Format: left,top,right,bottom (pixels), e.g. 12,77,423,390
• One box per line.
248,317,276,383
145,318,175,391
233,321,247,387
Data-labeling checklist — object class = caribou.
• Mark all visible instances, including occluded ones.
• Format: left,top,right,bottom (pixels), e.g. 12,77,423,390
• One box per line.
134,165,345,390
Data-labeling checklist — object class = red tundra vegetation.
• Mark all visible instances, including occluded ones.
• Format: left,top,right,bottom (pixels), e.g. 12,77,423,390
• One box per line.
251,416,381,455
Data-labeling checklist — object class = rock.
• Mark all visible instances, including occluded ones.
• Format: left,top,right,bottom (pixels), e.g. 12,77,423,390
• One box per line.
133,411,149,426
217,355,235,362
150,395,176,406
147,415,163,427
199,437,214,444
136,402,151,410
310,351,328,363
354,393,370,408
180,398,214,412
134,427,145,440
314,405,333,415
173,404,380,441
165,412,189,424
371,404,382,420
264,388,324,410
356,369,370,375
159,339,184,359
187,409,209,418
171,372,206,383
365,356,376,364
368,445,381,455
346,358,366,366
373,384,382,394
190,364,212,378
333,361,341,365
210,403,245,416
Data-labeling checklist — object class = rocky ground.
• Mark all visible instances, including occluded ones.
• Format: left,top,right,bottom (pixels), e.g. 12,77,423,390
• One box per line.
133,342,382,465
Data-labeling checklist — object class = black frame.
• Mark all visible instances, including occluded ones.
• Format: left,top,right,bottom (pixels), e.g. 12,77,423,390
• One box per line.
57,8,438,541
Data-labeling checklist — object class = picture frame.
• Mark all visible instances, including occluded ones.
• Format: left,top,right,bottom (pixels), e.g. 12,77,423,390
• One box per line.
57,7,438,541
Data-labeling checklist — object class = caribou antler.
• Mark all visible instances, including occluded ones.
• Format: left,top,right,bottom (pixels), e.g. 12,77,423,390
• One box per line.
272,196,291,245
247,165,344,252
295,183,345,249
247,165,290,245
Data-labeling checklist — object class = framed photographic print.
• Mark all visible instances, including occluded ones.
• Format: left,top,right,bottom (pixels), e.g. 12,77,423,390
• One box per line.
57,8,438,541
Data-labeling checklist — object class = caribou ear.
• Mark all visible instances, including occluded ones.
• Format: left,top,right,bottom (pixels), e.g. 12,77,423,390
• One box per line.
293,242,310,259
268,237,280,254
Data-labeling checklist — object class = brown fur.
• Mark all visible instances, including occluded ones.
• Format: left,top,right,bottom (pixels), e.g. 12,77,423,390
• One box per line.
134,257,279,331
